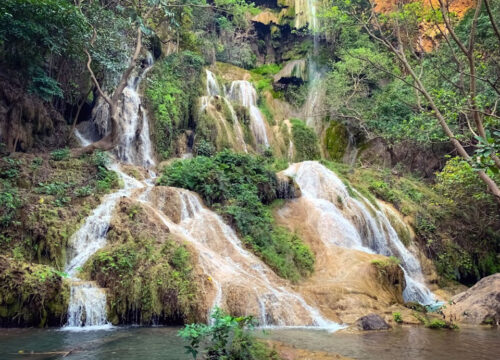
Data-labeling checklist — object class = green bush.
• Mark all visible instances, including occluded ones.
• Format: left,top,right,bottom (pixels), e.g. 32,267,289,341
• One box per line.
393,312,403,323
0,180,22,227
159,150,315,281
179,307,279,360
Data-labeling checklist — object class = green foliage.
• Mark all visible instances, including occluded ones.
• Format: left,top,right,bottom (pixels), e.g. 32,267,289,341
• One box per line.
159,150,315,281
283,84,308,108
426,319,448,329
0,157,23,227
290,119,321,162
392,312,402,324
179,307,279,360
74,185,93,198
0,180,22,227
195,139,216,157
251,64,282,76
0,153,118,269
87,202,198,325
50,148,69,161
0,0,88,99
92,151,119,193
146,51,204,160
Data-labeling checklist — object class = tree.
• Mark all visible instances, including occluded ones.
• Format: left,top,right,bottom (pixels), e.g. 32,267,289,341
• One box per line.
73,0,163,155
335,0,500,203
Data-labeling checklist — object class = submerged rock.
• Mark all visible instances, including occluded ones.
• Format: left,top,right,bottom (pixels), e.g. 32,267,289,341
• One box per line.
443,273,500,325
355,314,391,330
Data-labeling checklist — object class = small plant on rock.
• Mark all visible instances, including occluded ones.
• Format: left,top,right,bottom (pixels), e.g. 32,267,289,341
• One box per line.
393,312,403,323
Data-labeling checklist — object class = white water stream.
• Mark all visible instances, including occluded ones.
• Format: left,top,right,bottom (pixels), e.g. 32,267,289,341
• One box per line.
283,161,436,304
227,80,270,148
201,70,248,152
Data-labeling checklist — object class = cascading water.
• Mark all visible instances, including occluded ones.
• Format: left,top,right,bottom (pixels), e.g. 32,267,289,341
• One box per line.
139,186,344,330
63,158,145,330
299,0,326,133
200,70,248,152
64,54,154,329
227,80,270,148
283,161,436,305
91,54,156,168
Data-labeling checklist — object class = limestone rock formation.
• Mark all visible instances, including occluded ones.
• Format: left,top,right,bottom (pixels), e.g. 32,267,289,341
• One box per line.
355,314,391,330
443,273,500,325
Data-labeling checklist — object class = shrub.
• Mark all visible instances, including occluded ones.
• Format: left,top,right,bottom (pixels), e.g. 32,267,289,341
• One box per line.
393,312,403,323
179,307,279,360
146,51,204,160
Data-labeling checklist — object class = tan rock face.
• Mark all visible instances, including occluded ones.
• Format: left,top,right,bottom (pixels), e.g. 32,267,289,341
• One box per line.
275,197,408,324
252,11,280,25
443,273,500,325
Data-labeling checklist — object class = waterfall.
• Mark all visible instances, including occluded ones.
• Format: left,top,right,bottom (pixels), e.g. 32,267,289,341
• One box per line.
206,69,221,96
200,70,248,152
139,187,344,330
283,161,436,305
63,157,145,330
227,80,270,148
91,54,156,168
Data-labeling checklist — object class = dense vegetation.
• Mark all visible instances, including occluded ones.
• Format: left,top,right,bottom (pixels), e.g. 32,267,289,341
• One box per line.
146,51,204,160
159,150,315,282
0,151,118,268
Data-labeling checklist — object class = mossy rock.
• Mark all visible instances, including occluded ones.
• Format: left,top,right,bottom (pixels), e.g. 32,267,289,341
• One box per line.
324,121,348,161
0,256,69,327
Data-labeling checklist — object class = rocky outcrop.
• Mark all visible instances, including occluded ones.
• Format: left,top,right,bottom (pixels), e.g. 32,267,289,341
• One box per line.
274,59,308,87
355,314,391,330
276,173,302,199
252,11,280,26
443,273,500,325
358,137,449,178
0,74,67,152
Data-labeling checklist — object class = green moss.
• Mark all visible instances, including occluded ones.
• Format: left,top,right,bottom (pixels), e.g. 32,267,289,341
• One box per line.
371,255,400,268
324,122,348,161
84,199,200,325
0,153,118,269
0,256,69,327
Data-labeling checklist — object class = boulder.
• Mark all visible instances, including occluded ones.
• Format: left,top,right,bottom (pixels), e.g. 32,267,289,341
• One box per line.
443,273,500,325
355,314,391,330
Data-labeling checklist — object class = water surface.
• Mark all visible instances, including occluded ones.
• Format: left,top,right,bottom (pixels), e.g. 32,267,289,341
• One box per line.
1,326,499,360
258,326,500,360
